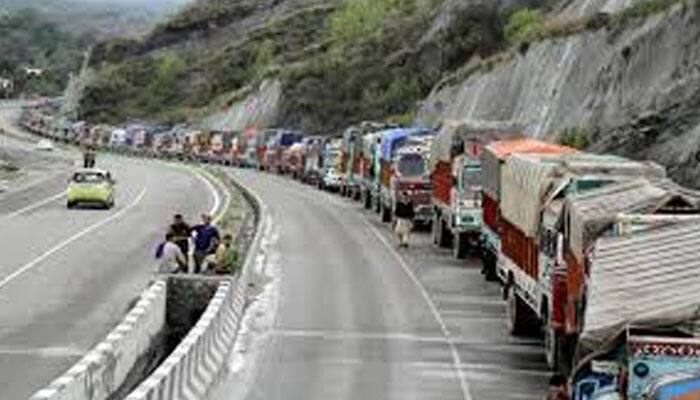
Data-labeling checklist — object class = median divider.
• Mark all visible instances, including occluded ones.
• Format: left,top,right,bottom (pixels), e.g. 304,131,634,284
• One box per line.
30,280,168,400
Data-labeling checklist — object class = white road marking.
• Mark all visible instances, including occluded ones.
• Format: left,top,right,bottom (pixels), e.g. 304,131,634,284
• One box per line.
188,167,221,218
197,168,231,223
2,190,66,219
0,187,148,290
363,219,474,400
0,346,84,358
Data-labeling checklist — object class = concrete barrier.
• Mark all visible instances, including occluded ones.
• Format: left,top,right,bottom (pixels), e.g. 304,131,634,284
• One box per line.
30,280,168,400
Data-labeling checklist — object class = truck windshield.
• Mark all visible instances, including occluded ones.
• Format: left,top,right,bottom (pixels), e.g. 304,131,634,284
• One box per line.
397,154,425,177
461,165,481,191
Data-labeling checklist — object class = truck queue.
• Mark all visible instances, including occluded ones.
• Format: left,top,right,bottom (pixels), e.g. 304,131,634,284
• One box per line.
19,101,700,399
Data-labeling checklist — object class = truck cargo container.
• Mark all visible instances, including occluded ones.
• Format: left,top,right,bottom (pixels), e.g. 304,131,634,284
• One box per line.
341,122,394,201
430,121,523,259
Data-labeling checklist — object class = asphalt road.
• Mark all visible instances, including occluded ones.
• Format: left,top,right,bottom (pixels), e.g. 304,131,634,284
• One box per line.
221,170,548,400
0,148,225,398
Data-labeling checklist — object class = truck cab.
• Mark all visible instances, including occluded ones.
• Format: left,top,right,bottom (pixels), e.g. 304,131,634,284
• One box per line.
450,156,483,250
390,139,433,226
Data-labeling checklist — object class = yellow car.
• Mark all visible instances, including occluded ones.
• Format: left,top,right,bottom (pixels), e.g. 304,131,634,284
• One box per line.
67,169,116,209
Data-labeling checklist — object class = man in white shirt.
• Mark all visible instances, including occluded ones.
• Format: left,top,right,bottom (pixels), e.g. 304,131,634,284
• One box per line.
157,232,187,274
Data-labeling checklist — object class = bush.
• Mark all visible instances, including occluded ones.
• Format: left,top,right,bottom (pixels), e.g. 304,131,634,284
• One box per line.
504,8,544,45
558,127,592,149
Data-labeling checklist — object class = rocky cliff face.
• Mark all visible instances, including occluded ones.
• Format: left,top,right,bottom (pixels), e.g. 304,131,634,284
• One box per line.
418,0,700,188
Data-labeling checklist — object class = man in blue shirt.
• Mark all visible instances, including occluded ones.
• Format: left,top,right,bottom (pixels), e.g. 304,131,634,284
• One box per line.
192,213,220,273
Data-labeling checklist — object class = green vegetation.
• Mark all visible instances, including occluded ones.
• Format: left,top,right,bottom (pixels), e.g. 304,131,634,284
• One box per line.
558,127,592,150
0,9,85,97
504,9,544,45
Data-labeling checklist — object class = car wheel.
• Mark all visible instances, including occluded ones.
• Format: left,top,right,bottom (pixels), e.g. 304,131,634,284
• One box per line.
67,201,75,209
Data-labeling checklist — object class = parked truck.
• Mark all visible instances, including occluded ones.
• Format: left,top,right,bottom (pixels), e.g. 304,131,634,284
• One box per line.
359,131,382,210
341,122,395,201
377,127,434,223
544,178,696,373
430,120,523,259
498,153,668,370
320,138,343,191
569,213,700,399
481,139,577,279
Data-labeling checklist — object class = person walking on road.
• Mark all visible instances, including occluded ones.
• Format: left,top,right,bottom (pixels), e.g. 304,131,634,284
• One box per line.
192,213,220,273
155,232,187,274
168,214,191,255
394,191,415,248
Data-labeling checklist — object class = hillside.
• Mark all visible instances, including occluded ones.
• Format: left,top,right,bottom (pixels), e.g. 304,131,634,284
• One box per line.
79,0,545,129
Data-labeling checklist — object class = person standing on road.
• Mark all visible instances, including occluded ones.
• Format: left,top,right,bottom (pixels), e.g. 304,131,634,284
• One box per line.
168,214,191,255
156,232,187,274
394,191,415,248
192,213,220,273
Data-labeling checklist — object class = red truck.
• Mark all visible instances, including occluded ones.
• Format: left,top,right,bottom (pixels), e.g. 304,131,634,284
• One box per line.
430,121,523,259
480,139,575,279
496,152,668,371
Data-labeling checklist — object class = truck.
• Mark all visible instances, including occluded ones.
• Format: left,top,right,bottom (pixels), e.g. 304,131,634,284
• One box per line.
282,142,306,179
430,121,524,259
359,131,382,210
497,153,668,371
545,178,696,373
376,127,434,223
481,139,577,279
341,122,395,201
261,130,303,173
319,138,343,191
569,213,700,399
302,136,324,185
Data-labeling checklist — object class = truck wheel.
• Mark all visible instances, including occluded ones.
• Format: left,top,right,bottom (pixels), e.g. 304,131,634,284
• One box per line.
381,202,392,223
453,232,469,259
506,286,534,336
363,191,372,209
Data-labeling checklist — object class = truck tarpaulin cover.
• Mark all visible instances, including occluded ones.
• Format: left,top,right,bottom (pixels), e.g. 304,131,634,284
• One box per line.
481,139,576,200
564,179,676,264
581,220,700,352
500,153,567,237
429,120,524,172
379,128,431,161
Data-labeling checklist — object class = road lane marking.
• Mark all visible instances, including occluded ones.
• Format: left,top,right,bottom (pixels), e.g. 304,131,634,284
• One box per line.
187,167,221,218
0,187,148,291
196,168,231,223
362,219,474,400
0,346,84,358
2,190,66,219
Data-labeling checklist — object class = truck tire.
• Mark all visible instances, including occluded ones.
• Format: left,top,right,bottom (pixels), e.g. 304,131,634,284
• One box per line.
363,191,372,209
453,232,469,259
381,202,392,223
506,286,535,336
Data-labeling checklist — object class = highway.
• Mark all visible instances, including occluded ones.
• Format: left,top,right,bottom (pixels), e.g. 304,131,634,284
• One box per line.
217,169,548,400
0,134,226,399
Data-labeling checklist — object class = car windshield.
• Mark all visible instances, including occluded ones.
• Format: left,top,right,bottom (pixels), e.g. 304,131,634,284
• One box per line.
73,172,107,183
397,154,425,177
